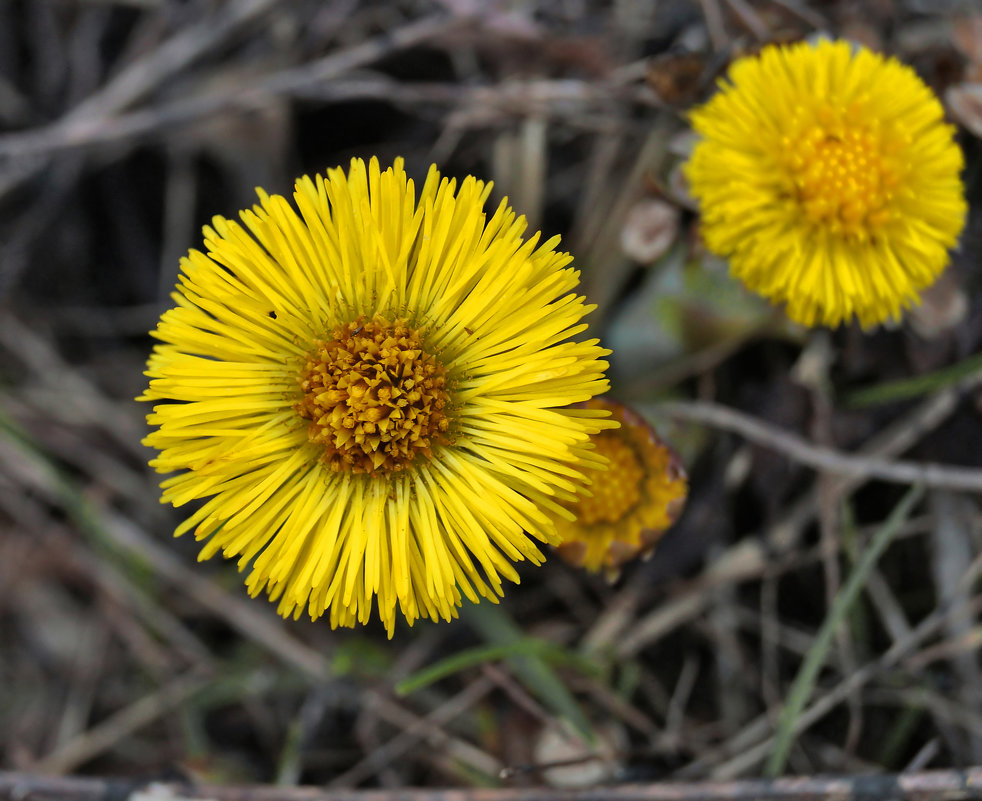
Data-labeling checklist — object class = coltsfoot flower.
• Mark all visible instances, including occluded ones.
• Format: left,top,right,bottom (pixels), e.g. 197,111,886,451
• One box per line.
140,157,615,635
685,38,966,328
554,399,687,578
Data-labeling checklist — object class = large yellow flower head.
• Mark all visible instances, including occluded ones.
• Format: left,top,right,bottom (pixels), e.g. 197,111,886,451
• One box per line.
685,39,966,328
140,157,614,635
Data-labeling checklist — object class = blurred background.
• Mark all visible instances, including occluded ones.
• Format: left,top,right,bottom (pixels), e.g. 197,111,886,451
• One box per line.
3,0,982,790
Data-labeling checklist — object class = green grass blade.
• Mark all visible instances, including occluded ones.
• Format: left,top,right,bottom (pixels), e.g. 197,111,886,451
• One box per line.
396,641,551,695
396,636,603,697
766,483,924,776
462,602,598,743
844,352,982,408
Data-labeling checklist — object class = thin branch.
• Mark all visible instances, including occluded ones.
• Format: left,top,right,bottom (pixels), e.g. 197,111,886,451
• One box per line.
0,16,458,160
646,400,982,493
30,674,210,775
0,0,281,200
686,556,982,779
62,0,281,123
0,72,649,160
592,377,973,660
4,768,982,801
327,677,499,788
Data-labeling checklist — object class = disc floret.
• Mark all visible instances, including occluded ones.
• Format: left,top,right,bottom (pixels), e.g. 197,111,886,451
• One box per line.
297,315,451,474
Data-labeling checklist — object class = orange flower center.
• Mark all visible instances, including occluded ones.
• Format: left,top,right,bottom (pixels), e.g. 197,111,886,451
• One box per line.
576,434,643,524
786,110,899,239
296,315,450,474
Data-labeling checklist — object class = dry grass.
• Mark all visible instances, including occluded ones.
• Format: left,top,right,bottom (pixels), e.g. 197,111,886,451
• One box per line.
2,0,982,792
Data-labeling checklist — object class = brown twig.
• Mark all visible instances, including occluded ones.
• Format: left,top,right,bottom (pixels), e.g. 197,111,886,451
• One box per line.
0,16,459,160
0,73,651,161
30,674,210,775
68,0,280,123
5,768,982,801
0,0,282,201
327,676,498,788
687,569,982,778
645,400,982,493
586,374,974,661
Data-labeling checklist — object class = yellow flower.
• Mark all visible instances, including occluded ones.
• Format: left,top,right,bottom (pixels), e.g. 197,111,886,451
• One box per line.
685,39,966,328
139,157,614,635
554,399,687,577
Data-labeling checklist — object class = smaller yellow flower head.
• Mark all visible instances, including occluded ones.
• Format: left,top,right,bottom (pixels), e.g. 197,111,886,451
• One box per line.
554,399,687,577
685,39,966,328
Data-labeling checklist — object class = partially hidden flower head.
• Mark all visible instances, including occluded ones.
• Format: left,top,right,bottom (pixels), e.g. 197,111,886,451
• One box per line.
139,157,615,636
685,38,966,328
553,399,687,579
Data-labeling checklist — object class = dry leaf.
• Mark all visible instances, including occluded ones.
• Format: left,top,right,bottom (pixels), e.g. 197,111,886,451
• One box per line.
646,52,706,106
908,269,968,339
533,722,626,788
951,15,982,65
946,82,982,138
620,197,679,264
